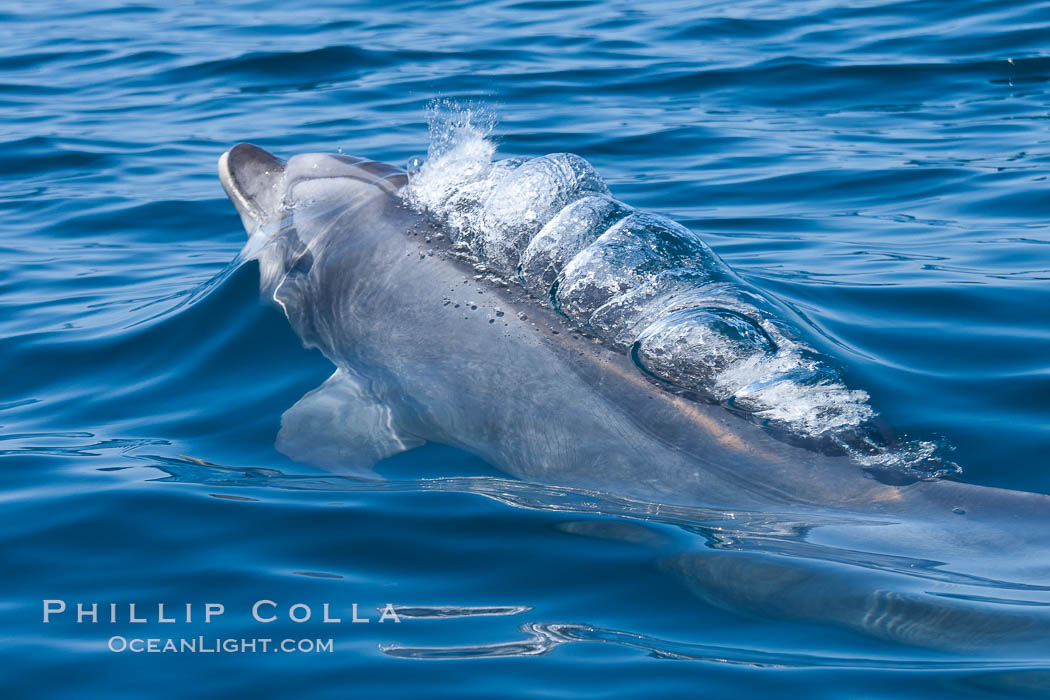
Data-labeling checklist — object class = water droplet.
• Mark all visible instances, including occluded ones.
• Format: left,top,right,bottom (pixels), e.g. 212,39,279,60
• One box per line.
406,155,425,174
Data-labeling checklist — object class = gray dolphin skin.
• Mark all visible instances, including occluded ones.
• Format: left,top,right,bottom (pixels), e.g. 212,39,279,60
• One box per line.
219,143,1050,655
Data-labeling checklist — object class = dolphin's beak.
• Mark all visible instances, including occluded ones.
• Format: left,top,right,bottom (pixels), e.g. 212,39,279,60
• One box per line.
218,143,286,234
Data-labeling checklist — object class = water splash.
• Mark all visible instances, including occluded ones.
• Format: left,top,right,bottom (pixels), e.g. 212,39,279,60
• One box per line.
402,100,501,241
403,104,957,481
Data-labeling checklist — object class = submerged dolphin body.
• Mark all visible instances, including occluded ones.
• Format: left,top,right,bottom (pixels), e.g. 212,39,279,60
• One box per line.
219,143,1050,654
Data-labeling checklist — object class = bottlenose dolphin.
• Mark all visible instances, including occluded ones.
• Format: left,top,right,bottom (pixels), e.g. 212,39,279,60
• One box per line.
218,142,1050,654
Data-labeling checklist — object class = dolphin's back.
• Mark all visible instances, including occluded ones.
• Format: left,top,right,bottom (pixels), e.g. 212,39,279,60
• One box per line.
277,176,895,510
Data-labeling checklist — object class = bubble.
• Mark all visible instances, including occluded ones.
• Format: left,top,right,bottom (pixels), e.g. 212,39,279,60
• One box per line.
476,153,610,270
632,307,777,398
723,358,874,436
587,276,699,348
519,196,632,297
553,212,720,324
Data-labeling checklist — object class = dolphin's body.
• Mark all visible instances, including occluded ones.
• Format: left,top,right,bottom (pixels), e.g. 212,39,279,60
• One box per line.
219,143,1050,654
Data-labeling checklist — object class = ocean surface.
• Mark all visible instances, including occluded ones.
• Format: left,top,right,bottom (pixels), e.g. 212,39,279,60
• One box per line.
2,1,1050,697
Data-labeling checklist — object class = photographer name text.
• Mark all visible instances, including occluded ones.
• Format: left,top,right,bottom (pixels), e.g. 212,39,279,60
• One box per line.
42,599,402,624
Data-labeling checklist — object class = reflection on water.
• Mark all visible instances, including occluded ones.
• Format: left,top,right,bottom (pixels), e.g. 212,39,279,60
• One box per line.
384,620,1050,670
146,455,1050,655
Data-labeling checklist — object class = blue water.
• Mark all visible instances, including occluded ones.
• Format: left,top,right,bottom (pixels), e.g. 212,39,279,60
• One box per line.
3,0,1050,696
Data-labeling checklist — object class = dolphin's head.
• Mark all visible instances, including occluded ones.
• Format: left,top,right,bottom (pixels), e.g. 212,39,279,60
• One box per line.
218,143,287,233
218,143,414,344
219,143,409,237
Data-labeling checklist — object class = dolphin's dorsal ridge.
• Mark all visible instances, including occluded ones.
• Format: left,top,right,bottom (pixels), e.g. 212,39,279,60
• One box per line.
276,369,424,474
